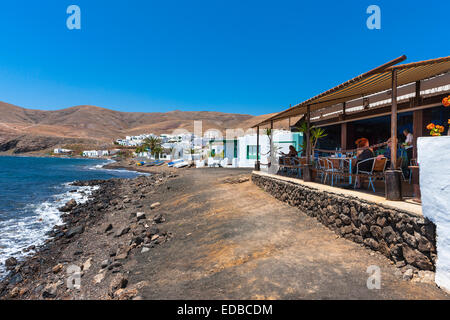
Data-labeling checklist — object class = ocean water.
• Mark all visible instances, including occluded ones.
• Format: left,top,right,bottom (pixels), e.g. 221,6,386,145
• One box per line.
0,156,144,278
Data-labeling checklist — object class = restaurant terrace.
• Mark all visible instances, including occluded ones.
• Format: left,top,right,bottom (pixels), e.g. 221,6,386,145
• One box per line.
252,55,450,207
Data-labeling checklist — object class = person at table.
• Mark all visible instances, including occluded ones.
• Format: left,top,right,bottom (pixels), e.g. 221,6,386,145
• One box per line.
353,138,375,188
281,145,298,157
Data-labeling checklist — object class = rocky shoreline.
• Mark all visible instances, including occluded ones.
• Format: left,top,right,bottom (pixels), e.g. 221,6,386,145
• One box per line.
0,171,178,300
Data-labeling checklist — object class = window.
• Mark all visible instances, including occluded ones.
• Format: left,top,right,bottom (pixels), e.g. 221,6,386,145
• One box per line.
247,145,260,159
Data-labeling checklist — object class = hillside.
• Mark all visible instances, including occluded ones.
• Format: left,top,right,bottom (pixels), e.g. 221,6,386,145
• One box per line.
0,101,276,154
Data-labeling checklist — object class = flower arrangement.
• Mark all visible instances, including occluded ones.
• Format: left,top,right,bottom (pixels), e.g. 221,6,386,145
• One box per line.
426,123,445,136
443,95,450,107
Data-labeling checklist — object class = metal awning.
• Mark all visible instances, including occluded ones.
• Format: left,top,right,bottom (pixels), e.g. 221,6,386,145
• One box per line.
254,55,450,127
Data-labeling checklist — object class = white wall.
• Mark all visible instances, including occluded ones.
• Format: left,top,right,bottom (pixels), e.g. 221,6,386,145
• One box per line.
418,136,450,293
237,131,300,168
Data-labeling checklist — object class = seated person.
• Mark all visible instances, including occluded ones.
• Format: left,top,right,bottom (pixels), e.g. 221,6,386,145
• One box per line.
353,138,375,188
280,145,298,158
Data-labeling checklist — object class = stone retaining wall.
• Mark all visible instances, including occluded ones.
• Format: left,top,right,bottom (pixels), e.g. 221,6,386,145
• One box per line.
252,173,436,271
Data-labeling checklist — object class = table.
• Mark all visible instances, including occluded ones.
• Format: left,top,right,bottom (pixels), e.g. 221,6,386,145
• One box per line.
326,157,354,184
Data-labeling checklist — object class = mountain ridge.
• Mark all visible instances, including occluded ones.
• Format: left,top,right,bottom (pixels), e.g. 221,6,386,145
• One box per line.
0,101,279,153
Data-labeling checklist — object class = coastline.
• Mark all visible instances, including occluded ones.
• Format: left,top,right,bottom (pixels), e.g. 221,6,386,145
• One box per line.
0,156,184,299
0,163,180,299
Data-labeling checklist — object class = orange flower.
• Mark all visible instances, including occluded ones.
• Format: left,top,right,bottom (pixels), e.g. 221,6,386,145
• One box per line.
426,123,435,130
437,125,445,133
448,119,450,124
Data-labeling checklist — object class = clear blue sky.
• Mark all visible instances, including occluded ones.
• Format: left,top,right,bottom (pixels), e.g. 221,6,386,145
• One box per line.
0,0,448,115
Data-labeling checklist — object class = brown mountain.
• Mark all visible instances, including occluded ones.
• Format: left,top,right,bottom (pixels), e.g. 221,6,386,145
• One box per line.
0,101,274,153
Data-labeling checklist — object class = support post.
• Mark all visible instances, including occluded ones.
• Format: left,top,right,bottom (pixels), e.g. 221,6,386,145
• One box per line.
303,105,313,181
412,81,422,159
255,126,260,171
341,122,347,151
385,68,402,200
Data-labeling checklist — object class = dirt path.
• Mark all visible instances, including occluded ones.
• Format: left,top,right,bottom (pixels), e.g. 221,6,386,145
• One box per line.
129,168,448,299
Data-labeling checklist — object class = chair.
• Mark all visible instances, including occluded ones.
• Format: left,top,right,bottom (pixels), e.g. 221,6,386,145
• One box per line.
354,157,387,192
316,158,326,183
322,158,341,186
395,156,407,181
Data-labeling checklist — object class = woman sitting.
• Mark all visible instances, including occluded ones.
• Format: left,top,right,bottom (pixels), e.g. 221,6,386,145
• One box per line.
353,138,374,188
281,145,298,158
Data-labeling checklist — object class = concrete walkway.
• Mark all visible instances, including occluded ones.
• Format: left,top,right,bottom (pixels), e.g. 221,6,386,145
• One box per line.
130,168,448,299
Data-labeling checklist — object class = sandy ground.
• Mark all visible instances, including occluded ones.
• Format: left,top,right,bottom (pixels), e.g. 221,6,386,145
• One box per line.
127,168,448,299
2,164,448,299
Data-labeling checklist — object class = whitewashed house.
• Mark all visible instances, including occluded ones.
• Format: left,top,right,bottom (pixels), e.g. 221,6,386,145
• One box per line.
237,130,303,168
53,148,72,154
82,150,109,158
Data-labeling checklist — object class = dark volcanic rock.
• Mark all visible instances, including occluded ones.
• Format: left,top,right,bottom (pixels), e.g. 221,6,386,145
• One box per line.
115,227,130,238
66,225,85,238
5,257,18,268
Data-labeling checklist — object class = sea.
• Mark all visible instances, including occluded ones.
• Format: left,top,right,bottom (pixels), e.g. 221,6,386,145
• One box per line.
0,156,145,278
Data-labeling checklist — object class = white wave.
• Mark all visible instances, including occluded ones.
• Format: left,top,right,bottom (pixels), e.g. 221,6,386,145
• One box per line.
0,184,98,279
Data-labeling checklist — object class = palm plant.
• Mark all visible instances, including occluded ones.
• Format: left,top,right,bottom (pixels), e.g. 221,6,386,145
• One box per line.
143,137,163,158
295,122,327,157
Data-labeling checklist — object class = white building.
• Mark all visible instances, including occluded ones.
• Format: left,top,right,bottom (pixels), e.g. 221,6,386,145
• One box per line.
237,130,303,168
53,148,72,154
82,150,110,158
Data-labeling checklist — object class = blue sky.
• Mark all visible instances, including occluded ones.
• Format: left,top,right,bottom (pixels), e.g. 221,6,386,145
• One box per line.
0,0,448,115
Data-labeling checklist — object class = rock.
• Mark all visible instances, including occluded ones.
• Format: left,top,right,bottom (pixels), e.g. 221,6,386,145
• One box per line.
150,202,161,210
402,246,433,270
376,216,387,227
141,247,150,253
101,259,110,269
382,226,396,243
136,212,146,221
402,232,417,248
10,287,20,298
402,268,413,281
396,260,406,268
115,252,128,261
108,262,122,270
82,258,93,271
109,274,128,293
5,257,18,268
417,235,433,252
363,238,379,250
42,291,56,299
93,273,105,284
115,227,130,238
104,224,113,233
339,214,351,225
42,281,62,299
145,226,159,238
132,236,144,245
151,234,160,241
52,264,63,274
370,225,383,240
153,213,165,224
59,199,77,212
9,273,23,286
359,225,370,237
66,225,85,238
